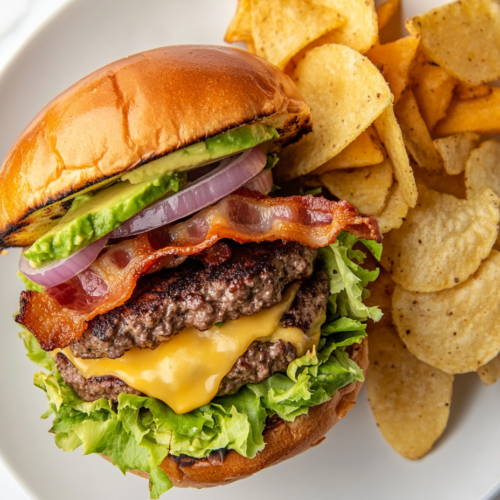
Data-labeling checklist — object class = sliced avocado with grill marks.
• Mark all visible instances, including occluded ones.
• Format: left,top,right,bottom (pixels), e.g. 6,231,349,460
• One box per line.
24,174,185,267
23,124,278,267
9,124,278,250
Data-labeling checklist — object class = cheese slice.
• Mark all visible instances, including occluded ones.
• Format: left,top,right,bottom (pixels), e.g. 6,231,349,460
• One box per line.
62,283,322,414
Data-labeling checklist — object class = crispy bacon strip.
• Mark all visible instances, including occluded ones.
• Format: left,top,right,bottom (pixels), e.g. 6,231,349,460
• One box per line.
16,190,380,351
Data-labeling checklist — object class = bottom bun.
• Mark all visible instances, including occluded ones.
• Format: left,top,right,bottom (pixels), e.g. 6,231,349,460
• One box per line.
109,337,368,489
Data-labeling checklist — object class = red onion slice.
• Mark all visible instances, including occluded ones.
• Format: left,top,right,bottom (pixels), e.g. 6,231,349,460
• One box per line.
110,147,267,238
244,169,273,194
19,235,110,288
18,148,267,287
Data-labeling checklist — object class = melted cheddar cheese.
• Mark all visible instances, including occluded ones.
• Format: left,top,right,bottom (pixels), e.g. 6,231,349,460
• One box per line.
62,283,322,414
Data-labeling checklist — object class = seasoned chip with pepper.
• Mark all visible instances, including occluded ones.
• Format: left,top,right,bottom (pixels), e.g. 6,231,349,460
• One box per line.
367,322,453,459
384,185,499,292
407,0,500,85
434,133,481,176
393,251,500,374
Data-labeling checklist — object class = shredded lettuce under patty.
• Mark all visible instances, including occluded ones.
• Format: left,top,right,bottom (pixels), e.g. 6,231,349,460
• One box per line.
20,233,381,498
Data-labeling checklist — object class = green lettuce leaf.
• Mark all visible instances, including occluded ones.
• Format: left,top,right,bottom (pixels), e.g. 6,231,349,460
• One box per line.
20,231,381,497
265,153,279,170
19,327,56,374
150,469,173,499
247,339,363,421
25,323,365,498
319,232,382,323
35,371,172,498
361,239,382,261
303,187,322,196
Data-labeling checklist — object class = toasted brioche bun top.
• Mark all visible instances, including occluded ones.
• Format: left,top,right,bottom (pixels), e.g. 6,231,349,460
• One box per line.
122,338,368,489
0,45,311,248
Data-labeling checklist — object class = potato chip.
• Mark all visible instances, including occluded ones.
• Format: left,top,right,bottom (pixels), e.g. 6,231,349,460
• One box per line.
455,82,493,101
377,0,400,32
395,90,444,173
434,133,481,176
250,0,344,70
478,352,500,386
466,141,500,247
285,0,379,74
412,164,466,200
316,0,378,54
245,39,257,54
375,182,409,234
434,87,500,136
313,126,385,174
366,36,420,104
320,160,393,215
406,0,500,85
373,105,418,208
393,250,500,374
465,140,500,201
384,185,500,292
225,0,253,43
410,45,428,72
380,230,396,273
276,44,392,181
367,323,453,459
411,63,457,132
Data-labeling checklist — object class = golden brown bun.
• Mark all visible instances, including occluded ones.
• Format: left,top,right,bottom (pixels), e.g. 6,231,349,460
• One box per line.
0,45,311,248
125,337,367,489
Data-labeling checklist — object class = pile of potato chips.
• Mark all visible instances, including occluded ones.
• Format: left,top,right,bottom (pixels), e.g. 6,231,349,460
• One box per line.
226,0,500,460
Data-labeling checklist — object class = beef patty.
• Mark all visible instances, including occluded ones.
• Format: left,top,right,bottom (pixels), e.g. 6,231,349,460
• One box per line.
58,267,329,403
70,240,317,360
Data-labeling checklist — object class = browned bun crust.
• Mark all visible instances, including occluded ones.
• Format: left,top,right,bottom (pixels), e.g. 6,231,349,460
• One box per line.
125,337,367,489
0,45,311,249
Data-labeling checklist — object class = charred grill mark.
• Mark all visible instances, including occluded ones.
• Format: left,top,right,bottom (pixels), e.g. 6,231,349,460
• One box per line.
278,115,313,147
171,448,229,467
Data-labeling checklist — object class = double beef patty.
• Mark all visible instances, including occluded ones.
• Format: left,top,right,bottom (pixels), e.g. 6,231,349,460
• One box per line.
58,267,329,402
71,240,317,360
58,241,330,403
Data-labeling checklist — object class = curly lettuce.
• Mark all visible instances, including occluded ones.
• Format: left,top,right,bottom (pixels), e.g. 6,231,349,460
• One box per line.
20,232,381,498
319,232,382,323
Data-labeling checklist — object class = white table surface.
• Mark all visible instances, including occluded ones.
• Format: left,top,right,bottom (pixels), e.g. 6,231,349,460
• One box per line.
0,3,71,497
1,2,499,500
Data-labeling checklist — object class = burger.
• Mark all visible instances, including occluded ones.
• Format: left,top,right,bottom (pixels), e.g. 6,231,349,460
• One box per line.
1,46,382,497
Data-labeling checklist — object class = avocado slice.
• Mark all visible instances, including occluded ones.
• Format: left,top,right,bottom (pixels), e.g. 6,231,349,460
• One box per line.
24,174,185,267
14,124,278,251
23,124,278,267
122,124,279,184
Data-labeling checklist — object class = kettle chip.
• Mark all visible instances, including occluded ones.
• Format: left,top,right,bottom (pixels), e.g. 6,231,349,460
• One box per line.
393,251,500,374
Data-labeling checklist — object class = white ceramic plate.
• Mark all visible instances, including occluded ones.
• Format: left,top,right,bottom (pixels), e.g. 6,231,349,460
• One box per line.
1,1,500,499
